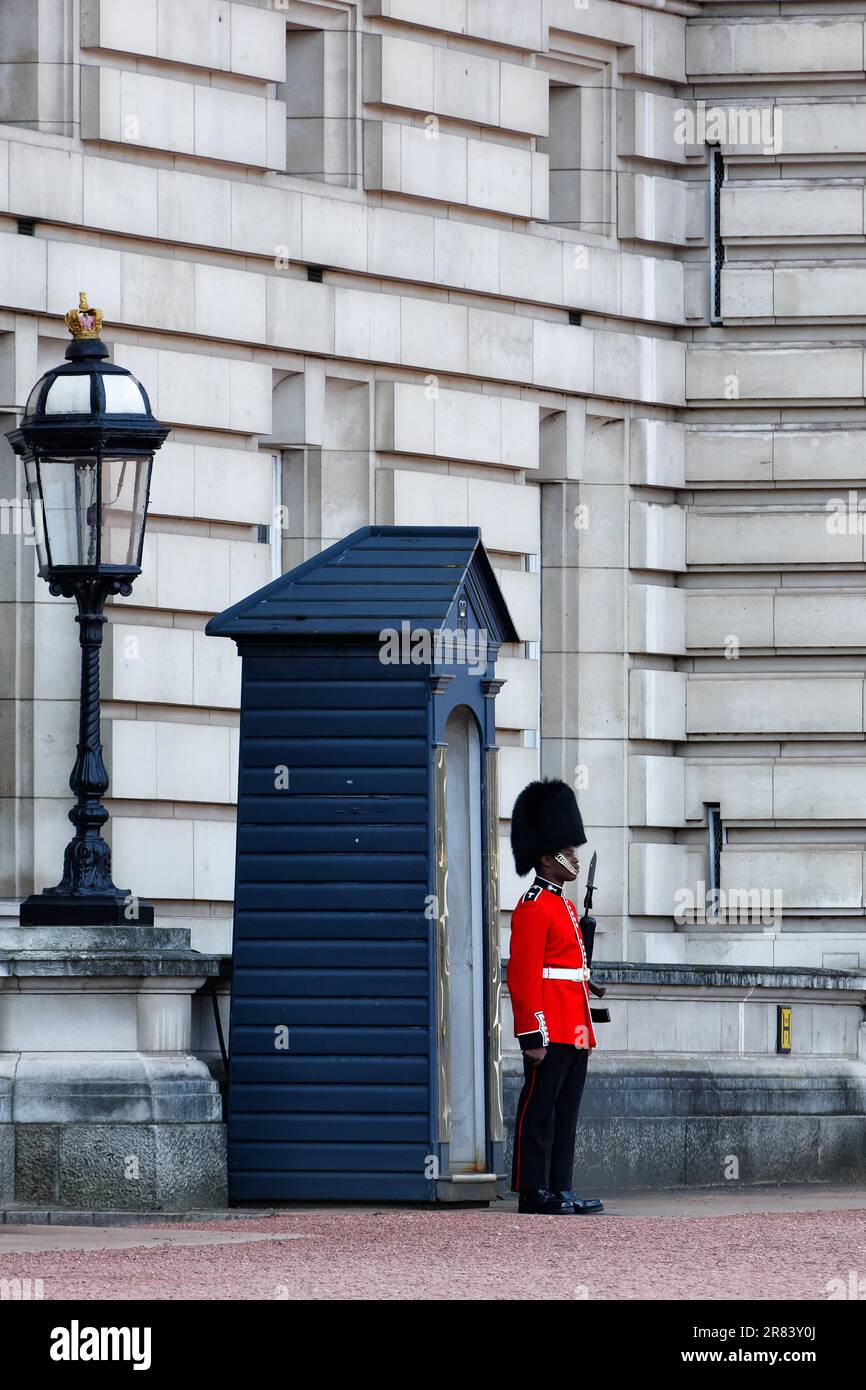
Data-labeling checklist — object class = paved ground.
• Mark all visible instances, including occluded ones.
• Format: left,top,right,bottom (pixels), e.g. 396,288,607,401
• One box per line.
0,1187,864,1300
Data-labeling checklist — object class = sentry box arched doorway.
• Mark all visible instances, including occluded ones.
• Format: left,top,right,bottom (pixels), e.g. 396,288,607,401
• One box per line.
206,526,519,1203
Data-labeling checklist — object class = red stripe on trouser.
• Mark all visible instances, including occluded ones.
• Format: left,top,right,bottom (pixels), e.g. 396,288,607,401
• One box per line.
513,1065,537,1191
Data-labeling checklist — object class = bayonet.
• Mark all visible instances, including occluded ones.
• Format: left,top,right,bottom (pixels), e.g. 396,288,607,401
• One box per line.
583,850,597,916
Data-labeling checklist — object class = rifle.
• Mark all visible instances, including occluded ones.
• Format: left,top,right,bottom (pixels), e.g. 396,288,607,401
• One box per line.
579,851,610,1023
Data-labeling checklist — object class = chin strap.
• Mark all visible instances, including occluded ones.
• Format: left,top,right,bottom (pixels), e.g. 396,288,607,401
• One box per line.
553,851,577,876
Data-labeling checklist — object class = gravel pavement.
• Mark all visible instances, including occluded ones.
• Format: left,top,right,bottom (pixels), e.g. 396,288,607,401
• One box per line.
1,1188,864,1300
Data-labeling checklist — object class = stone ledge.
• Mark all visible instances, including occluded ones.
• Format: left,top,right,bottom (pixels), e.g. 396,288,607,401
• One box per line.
0,951,225,979
591,961,866,991
0,926,195,952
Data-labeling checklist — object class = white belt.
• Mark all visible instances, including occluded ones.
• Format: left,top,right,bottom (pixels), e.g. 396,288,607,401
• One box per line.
543,967,590,981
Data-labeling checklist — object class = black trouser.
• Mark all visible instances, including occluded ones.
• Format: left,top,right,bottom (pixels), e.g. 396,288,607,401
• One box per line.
511,1043,590,1192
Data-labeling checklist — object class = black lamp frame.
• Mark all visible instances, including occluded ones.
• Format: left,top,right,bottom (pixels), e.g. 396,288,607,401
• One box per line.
7,336,168,927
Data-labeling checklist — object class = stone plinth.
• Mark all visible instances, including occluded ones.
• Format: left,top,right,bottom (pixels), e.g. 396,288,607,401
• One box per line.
0,922,227,1212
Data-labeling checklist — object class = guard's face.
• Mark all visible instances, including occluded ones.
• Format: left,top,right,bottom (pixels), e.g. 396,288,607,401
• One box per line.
553,846,580,880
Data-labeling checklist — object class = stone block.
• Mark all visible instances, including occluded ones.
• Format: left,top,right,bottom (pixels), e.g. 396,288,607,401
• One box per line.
156,0,230,71
112,817,195,898
564,240,621,317
630,419,685,488
467,476,539,554
107,717,157,800
686,509,861,567
9,141,83,224
393,468,468,529
434,218,499,294
619,171,690,246
629,669,687,740
230,181,301,260
335,287,401,363
686,591,773,650
687,19,864,77
687,345,863,402
46,239,119,321
773,762,866,822
229,0,286,81
500,230,562,305
120,250,195,334
721,848,863,911
82,153,158,237
576,653,627,738
154,1123,227,1208
400,297,467,374
629,755,685,827
302,194,368,274
683,761,773,822
532,321,593,393
469,307,533,382
499,61,548,137
629,585,685,656
687,675,863,737
498,745,539,817
0,231,45,316
494,568,538,642
685,429,773,485
14,1125,59,1205
193,819,236,900
106,625,194,706
629,842,690,916
369,206,435,282
194,262,266,343
578,568,625,653
494,656,537,730
618,90,689,165
192,630,241,709
437,44,500,128
157,166,232,248
722,183,864,239
630,501,686,571
467,137,537,218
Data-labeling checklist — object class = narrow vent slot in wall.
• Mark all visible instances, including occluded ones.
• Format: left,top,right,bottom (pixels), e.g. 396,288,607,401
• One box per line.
710,146,725,324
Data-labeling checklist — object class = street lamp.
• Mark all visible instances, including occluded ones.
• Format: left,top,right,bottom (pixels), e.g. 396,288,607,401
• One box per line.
7,294,169,926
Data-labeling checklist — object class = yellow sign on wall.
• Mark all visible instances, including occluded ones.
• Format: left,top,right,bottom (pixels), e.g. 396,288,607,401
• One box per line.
777,1005,792,1054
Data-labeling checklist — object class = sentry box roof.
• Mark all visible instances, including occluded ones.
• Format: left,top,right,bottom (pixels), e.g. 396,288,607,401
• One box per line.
206,525,520,645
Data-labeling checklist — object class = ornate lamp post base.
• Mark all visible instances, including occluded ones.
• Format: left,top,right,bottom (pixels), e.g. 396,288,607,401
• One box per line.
18,895,155,928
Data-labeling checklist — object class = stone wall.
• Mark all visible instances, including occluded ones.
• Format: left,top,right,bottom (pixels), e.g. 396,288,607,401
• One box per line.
0,0,863,1083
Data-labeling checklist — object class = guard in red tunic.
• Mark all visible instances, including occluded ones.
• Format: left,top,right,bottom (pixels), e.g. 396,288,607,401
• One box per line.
508,778,605,1216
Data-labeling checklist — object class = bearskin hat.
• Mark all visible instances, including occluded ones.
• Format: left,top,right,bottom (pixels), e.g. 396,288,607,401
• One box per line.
510,777,586,877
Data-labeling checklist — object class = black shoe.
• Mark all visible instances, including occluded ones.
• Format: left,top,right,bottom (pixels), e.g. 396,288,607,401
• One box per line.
555,1190,604,1214
518,1188,575,1215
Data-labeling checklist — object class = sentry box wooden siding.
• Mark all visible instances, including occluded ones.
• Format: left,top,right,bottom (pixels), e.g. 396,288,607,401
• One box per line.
207,526,519,1203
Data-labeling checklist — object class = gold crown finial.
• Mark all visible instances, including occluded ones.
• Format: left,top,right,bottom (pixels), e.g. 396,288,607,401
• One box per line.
64,292,104,340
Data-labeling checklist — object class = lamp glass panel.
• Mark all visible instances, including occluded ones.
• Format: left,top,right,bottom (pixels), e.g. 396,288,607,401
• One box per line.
38,457,98,567
22,455,49,570
102,375,148,415
101,457,152,567
43,375,92,415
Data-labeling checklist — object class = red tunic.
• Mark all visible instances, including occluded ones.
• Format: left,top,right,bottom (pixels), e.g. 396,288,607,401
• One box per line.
507,876,597,1050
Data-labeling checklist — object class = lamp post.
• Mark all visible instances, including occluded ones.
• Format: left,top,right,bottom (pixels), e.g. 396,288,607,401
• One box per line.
7,294,168,926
